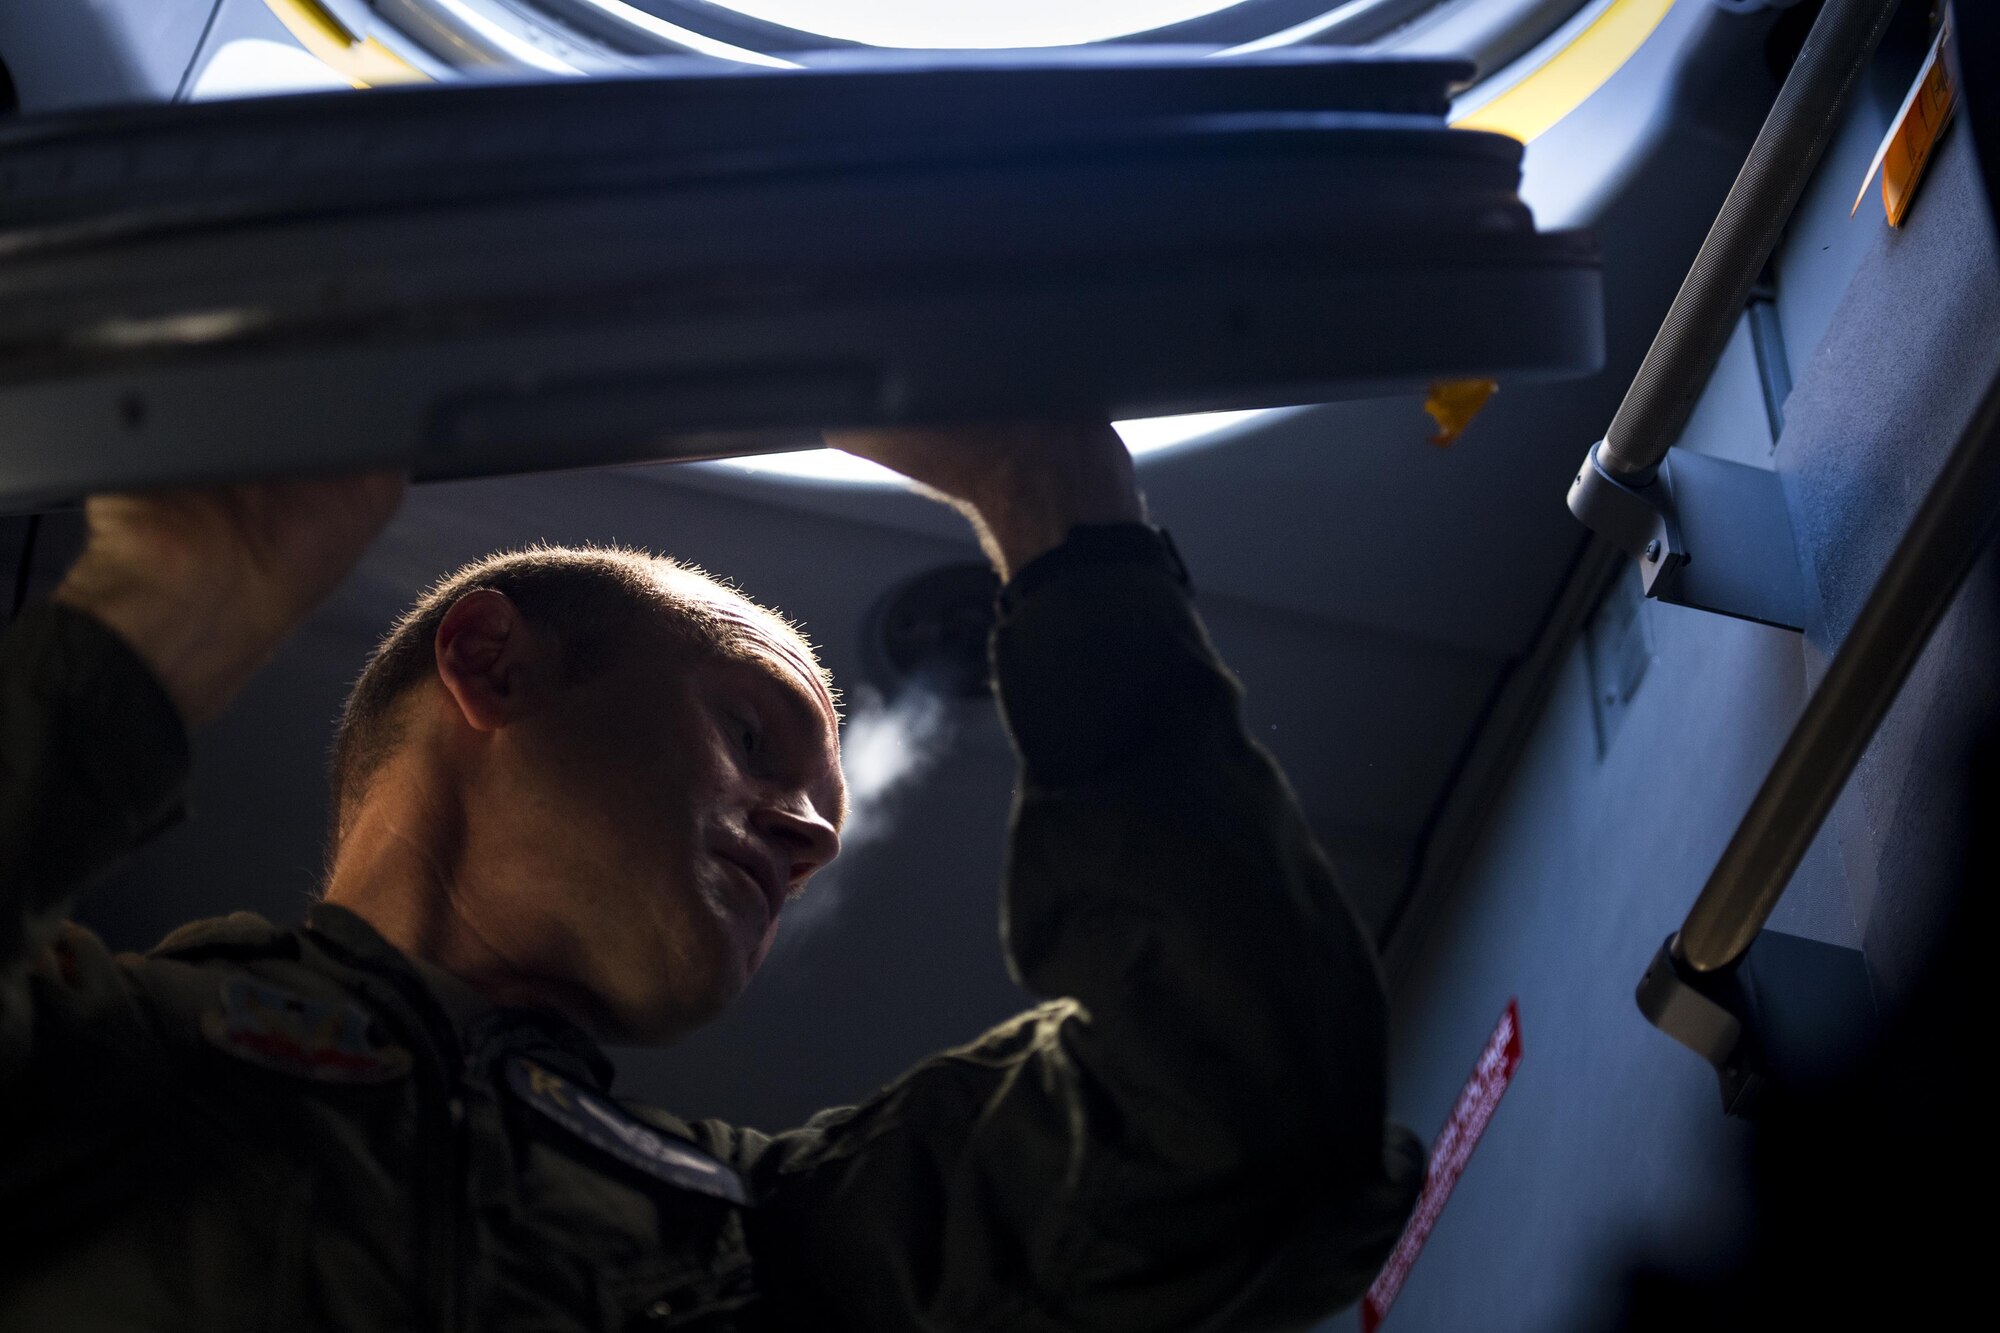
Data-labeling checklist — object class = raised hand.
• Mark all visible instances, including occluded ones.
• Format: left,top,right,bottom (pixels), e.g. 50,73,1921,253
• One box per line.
826,421,1144,578
53,472,406,726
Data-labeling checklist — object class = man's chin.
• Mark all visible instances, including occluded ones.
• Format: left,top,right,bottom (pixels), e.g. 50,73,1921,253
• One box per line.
599,967,748,1046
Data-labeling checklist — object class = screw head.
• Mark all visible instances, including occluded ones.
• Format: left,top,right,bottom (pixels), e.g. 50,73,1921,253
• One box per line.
1644,539,1660,562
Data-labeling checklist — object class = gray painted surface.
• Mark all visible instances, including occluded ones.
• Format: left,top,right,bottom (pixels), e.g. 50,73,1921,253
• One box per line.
1340,281,1830,1333
1374,601,1790,1332
1372,35,2000,1333
1677,312,1773,467
0,0,220,109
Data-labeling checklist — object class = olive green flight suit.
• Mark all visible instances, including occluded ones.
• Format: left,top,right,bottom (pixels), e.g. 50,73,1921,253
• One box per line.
0,549,1421,1331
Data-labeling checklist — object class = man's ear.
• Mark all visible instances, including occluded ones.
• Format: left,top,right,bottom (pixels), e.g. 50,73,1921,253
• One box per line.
433,589,549,732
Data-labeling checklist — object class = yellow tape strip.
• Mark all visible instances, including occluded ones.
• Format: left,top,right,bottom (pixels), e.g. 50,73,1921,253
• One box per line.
263,0,430,87
1419,1,1673,444
255,0,1666,130
1452,0,1675,144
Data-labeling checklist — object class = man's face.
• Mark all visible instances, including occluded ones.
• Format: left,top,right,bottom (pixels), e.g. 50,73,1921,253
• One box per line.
466,602,845,1043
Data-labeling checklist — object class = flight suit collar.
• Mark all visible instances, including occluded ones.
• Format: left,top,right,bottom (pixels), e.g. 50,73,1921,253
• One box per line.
303,902,616,1092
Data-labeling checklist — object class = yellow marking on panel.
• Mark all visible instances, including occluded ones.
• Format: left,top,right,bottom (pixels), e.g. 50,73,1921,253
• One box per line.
1424,379,1499,446
1452,0,1676,144
263,0,430,87
254,0,1671,128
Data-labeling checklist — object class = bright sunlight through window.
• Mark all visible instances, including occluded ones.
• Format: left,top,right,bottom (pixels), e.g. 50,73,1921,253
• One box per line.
714,411,1279,485
699,1,1254,49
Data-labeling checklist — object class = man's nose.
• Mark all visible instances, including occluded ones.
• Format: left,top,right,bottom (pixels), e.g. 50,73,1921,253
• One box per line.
751,798,841,886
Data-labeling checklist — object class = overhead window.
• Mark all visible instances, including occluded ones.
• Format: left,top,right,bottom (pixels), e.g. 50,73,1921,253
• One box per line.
394,0,1591,71
230,0,1633,483
568,0,1558,58
680,2,1259,49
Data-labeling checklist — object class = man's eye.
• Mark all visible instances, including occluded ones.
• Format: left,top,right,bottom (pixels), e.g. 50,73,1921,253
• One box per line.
732,715,762,755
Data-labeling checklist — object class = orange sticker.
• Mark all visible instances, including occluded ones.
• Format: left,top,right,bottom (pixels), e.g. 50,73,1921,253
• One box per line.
1854,9,1959,228
1423,379,1499,447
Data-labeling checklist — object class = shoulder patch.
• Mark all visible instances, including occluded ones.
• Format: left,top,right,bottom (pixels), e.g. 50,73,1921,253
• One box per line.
202,976,412,1083
506,1057,751,1206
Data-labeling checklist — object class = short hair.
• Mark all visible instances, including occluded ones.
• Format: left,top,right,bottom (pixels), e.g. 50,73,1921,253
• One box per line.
329,544,833,839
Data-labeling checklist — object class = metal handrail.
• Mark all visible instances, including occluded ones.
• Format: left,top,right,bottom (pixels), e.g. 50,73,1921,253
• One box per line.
1676,363,2000,972
1597,0,1903,483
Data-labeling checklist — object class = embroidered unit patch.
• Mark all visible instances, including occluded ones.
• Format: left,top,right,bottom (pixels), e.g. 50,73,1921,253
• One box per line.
507,1057,751,1206
202,976,412,1083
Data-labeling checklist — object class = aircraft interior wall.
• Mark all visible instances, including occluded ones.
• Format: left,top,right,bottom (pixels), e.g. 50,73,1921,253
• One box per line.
1372,39,2000,1331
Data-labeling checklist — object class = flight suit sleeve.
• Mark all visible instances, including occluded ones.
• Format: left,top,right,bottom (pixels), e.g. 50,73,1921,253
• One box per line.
0,603,189,1078
740,544,1422,1332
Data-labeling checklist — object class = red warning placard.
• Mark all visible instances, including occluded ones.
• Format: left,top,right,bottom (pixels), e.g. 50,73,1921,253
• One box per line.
1361,998,1522,1332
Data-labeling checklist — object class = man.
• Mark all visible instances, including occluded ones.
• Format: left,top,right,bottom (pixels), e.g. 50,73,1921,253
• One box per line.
0,423,1420,1330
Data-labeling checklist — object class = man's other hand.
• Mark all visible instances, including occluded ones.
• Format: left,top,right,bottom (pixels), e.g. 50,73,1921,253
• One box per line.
53,472,406,727
826,422,1145,579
